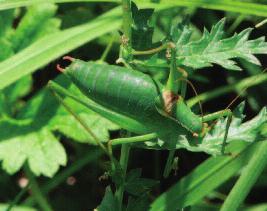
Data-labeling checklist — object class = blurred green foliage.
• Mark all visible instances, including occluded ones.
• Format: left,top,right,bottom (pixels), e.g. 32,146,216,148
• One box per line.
0,1,267,211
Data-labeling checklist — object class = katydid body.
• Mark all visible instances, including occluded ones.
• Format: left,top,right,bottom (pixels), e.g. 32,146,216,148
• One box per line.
62,59,203,139
51,57,232,155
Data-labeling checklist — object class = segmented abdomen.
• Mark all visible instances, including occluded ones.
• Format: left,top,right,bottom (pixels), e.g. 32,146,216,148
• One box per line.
65,60,160,119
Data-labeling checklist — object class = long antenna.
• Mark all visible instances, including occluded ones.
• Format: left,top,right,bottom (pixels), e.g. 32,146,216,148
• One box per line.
176,78,204,119
225,68,267,110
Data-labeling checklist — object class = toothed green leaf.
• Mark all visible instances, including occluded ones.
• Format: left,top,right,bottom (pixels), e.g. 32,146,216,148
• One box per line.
131,1,154,50
0,119,66,177
176,19,267,70
134,19,267,71
142,102,267,155
97,186,119,211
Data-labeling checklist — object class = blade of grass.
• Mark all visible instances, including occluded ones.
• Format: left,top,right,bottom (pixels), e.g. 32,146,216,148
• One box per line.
220,141,267,211
135,0,267,17
2,0,267,18
0,0,120,10
149,141,266,211
0,7,122,90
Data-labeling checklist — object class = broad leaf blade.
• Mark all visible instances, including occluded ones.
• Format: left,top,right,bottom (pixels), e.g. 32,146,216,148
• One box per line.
0,120,66,177
0,7,122,90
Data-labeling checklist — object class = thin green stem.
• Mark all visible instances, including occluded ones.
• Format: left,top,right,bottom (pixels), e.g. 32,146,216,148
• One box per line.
187,73,267,107
116,144,131,211
24,149,103,206
122,0,132,43
220,141,267,211
163,150,175,178
7,183,30,211
24,166,53,211
227,15,245,35
100,34,116,62
132,42,171,55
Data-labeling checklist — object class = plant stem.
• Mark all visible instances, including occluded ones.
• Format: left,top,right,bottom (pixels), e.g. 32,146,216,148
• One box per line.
114,1,132,210
100,33,116,62
7,183,30,211
220,141,267,211
122,0,132,43
24,166,53,211
116,144,131,211
187,73,267,107
24,149,104,206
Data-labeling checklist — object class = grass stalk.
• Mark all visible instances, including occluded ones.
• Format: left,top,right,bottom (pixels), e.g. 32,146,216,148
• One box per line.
24,166,53,211
220,141,267,211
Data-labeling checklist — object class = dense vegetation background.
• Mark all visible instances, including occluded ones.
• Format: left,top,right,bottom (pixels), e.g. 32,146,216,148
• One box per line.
0,1,267,210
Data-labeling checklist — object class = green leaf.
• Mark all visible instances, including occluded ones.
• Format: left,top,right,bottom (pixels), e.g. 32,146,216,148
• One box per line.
126,195,150,211
0,9,14,37
97,186,119,211
149,141,265,211
0,75,117,176
19,75,119,144
142,102,267,155
0,75,33,116
0,119,67,177
0,0,120,11
0,204,37,211
131,2,154,50
10,3,59,52
136,19,267,71
175,19,267,70
134,0,267,18
0,38,13,60
125,168,159,196
0,7,122,90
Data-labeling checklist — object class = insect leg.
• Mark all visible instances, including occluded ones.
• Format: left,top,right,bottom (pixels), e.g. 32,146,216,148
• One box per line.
107,133,158,155
163,47,188,178
48,84,110,156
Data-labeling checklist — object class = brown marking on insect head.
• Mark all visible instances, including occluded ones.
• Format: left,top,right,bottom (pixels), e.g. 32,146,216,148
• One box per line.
162,90,179,114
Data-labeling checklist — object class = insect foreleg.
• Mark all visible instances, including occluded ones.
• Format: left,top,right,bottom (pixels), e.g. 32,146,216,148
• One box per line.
202,109,233,155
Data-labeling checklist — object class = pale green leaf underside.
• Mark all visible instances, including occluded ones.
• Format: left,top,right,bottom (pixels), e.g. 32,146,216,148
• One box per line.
0,120,66,177
177,19,267,70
